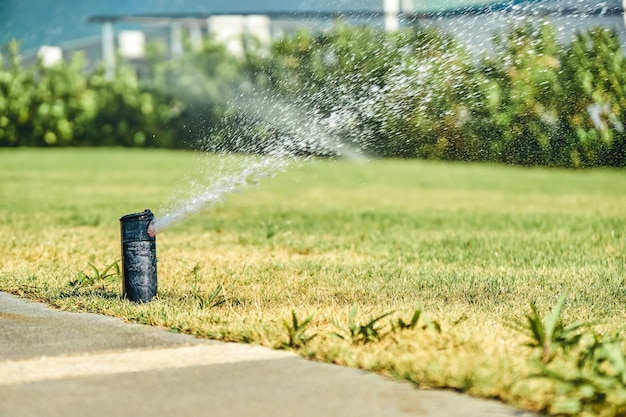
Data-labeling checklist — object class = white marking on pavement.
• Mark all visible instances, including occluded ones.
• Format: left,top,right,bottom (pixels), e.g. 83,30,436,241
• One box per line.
0,343,294,385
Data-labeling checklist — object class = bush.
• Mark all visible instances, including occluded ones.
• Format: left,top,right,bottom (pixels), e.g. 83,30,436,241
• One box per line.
480,23,563,166
559,27,626,167
481,23,626,167
0,40,182,148
243,21,626,167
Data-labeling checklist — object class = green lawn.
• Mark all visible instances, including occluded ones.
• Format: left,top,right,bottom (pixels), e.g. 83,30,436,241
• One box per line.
1,148,625,414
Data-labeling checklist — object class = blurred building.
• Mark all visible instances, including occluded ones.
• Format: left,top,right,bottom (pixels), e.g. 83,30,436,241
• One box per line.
0,0,379,54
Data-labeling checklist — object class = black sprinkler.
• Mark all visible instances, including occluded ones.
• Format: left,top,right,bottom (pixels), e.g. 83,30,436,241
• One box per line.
120,209,157,303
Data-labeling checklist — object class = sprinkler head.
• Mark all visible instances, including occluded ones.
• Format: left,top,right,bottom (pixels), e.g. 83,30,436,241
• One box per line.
120,209,157,303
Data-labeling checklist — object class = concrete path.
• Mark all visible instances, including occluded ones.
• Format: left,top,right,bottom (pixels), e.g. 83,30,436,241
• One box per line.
0,292,536,417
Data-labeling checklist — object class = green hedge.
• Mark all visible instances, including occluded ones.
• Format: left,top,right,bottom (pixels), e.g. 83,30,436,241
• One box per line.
0,40,183,148
248,23,626,167
2,21,626,167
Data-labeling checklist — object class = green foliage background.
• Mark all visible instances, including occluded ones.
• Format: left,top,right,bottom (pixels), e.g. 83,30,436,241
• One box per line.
1,20,626,167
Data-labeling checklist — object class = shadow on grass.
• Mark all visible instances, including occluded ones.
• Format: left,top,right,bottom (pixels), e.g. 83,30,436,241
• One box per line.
58,288,121,300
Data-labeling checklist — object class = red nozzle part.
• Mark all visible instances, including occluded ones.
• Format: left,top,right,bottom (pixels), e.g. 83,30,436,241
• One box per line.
147,221,156,238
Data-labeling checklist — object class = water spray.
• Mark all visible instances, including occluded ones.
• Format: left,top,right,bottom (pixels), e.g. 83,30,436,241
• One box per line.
122,80,372,295
120,209,157,303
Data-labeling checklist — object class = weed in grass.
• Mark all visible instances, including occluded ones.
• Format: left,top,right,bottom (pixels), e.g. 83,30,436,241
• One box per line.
392,308,423,331
188,264,226,309
332,305,394,345
194,284,226,309
279,310,317,350
507,296,588,363
391,307,442,334
535,333,626,416
68,260,120,294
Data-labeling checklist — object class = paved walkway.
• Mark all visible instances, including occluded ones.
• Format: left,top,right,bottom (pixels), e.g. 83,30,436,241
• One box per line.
0,292,536,417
